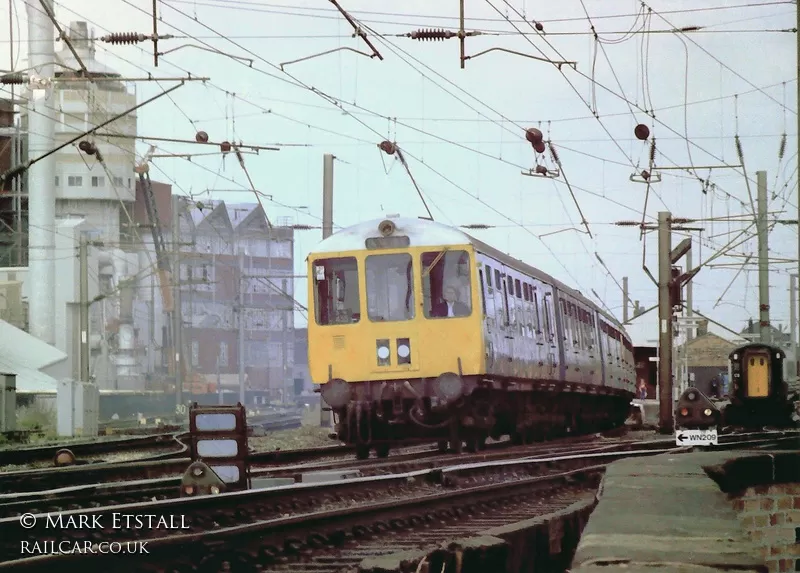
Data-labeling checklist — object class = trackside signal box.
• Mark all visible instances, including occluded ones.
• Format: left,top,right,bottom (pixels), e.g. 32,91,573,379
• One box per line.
188,402,250,492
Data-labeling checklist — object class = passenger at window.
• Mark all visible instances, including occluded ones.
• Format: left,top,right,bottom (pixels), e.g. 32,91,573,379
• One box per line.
431,283,470,318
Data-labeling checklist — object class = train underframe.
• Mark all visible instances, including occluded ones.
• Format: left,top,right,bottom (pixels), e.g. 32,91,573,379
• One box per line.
723,397,798,428
326,375,634,460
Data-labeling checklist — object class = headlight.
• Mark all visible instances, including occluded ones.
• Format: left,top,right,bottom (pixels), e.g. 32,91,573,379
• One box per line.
377,346,390,359
434,372,463,402
183,485,195,495
679,407,689,417
320,378,351,409
210,485,220,495
703,408,713,416
398,344,410,358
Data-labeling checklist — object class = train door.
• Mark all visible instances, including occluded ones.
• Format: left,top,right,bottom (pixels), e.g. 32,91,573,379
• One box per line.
745,350,770,397
500,270,516,366
542,288,558,379
479,258,499,372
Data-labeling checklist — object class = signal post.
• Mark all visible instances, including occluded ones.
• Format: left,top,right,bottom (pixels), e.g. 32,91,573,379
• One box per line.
656,212,699,434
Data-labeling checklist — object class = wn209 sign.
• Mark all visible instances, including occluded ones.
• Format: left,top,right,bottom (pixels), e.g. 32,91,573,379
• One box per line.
675,429,718,446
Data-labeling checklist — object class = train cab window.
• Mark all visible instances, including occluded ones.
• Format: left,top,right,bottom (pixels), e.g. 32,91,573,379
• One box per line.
365,253,415,322
422,250,472,319
312,257,361,325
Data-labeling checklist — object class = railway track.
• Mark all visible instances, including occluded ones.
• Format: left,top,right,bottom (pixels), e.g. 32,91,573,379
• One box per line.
0,435,666,518
0,430,794,571
0,433,186,468
0,446,676,571
0,427,595,493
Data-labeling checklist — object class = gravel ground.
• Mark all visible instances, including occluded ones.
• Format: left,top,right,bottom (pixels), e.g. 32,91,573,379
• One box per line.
249,425,337,451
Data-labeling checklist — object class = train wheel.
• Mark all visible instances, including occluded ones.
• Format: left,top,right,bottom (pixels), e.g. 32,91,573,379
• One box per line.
437,441,449,453
449,438,463,454
375,444,390,458
465,432,487,453
355,445,370,460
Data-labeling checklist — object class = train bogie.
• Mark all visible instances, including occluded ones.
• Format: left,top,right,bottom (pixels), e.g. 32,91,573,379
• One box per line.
308,218,636,455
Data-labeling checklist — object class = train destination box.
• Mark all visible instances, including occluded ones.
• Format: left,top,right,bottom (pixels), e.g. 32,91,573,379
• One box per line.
675,428,718,446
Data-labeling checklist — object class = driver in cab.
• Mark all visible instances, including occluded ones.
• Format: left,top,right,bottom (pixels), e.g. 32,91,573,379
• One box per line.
431,284,469,318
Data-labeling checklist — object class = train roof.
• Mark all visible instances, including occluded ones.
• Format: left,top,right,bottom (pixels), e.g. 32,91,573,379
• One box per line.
729,342,785,358
308,217,628,337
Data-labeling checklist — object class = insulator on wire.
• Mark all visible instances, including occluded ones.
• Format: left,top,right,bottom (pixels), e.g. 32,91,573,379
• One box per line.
409,29,457,41
634,124,650,141
220,141,232,153
0,73,24,85
649,138,656,163
535,165,548,175
525,128,543,146
778,133,786,160
734,135,744,164
641,170,650,181
196,131,209,143
78,140,97,155
100,32,147,45
378,140,397,155
548,142,560,163
533,140,545,154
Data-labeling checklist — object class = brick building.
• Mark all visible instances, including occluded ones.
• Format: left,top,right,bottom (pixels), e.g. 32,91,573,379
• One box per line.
132,187,298,397
675,321,740,397
180,200,296,397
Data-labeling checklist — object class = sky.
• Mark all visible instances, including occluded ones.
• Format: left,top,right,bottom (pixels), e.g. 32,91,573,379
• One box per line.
1,0,797,334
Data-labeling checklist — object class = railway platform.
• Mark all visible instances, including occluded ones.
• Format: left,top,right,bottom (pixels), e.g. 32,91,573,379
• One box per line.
570,449,799,573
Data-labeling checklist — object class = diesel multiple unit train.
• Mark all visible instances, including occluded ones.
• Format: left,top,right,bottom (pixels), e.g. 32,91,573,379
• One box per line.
307,217,636,458
675,342,799,430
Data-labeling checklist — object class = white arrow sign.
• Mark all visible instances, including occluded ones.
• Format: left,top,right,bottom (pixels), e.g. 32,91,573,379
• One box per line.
675,428,718,446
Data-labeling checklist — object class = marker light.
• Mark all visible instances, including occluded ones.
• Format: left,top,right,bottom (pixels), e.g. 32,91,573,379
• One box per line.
210,485,220,495
703,408,713,416
679,408,689,417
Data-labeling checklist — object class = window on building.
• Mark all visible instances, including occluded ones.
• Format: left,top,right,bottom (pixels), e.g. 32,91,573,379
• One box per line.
219,342,228,367
113,176,123,186
67,176,82,187
54,176,59,187
91,176,105,187
269,241,292,259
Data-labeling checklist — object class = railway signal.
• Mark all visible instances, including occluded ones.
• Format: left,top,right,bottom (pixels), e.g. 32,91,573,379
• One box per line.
186,403,250,494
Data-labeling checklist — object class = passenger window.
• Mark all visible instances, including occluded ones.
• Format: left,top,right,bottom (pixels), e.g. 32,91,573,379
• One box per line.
533,291,541,332
486,265,493,289
422,250,472,319
514,279,521,298
365,253,414,322
312,256,361,325
494,269,501,289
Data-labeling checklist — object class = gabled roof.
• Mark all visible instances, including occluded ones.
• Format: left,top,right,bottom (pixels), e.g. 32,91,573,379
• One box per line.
195,201,234,235
0,319,66,392
236,204,271,234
